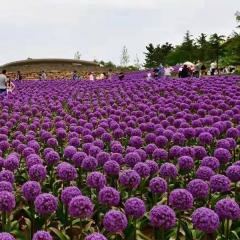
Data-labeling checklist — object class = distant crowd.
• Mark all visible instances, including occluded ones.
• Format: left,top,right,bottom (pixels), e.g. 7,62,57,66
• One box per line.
0,70,15,94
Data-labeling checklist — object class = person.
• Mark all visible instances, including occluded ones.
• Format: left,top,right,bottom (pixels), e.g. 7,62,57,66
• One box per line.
210,62,215,76
89,72,94,81
17,71,22,81
181,65,190,78
78,76,82,80
153,67,158,78
119,70,124,80
0,70,7,94
158,64,163,79
193,62,200,78
41,71,47,80
178,66,183,78
164,64,173,78
200,63,207,76
146,71,151,80
108,69,112,80
99,72,105,80
72,71,77,80
6,77,15,93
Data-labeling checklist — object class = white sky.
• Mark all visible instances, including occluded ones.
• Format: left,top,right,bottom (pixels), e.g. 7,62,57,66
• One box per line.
0,0,239,66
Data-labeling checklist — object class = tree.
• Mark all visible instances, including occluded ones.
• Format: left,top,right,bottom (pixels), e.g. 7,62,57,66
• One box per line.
134,55,141,70
74,51,81,60
235,11,240,28
181,30,195,61
195,33,209,62
120,46,130,67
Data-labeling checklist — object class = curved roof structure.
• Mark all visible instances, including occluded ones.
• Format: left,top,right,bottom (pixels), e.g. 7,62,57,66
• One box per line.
1,58,100,67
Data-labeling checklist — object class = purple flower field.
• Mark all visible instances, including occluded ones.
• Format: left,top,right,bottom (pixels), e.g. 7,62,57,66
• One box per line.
0,74,240,240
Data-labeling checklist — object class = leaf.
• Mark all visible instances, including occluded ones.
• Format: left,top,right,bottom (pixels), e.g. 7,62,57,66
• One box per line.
10,230,26,240
230,231,240,240
136,230,152,240
49,227,70,240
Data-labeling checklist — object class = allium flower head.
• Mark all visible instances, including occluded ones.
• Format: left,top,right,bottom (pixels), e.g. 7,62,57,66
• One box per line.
152,148,168,162
22,181,41,201
125,197,146,219
61,186,82,205
226,165,240,182
133,162,150,178
196,167,214,181
160,163,178,179
0,170,14,184
45,151,60,165
56,163,77,181
29,164,47,181
72,152,87,167
169,189,193,211
119,170,140,188
98,187,120,207
210,174,231,192
214,148,231,164
0,181,13,192
0,233,15,240
198,132,213,145
82,156,98,171
215,199,240,220
64,146,77,159
103,161,120,176
4,155,20,172
187,179,209,198
201,157,220,171
178,156,194,170
87,172,106,190
0,191,15,212
194,146,207,160
32,231,53,240
125,152,141,167
145,160,159,175
85,233,107,240
149,177,168,194
96,152,111,165
26,154,43,169
34,193,58,215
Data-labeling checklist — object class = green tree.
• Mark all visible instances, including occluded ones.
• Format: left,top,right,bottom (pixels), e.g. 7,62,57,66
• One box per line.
182,30,196,61
195,33,209,62
120,46,130,67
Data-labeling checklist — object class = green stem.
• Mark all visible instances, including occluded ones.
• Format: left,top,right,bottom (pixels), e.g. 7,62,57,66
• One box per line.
134,218,137,240
167,178,170,206
2,212,6,232
128,188,132,199
50,164,54,193
78,167,82,188
30,201,34,239
45,216,48,231
65,205,68,227
208,188,212,208
153,227,158,240
160,227,165,240
70,216,73,240
80,218,83,240
176,211,181,240
226,219,230,240
235,182,238,203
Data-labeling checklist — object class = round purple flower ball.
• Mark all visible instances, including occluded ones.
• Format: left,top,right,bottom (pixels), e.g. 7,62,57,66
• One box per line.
214,148,231,164
85,233,107,240
82,156,98,171
133,162,150,178
210,174,231,192
198,132,213,145
120,170,141,188
216,139,230,150
72,152,87,167
125,197,146,219
103,160,120,176
22,147,36,159
160,163,178,179
187,179,209,198
226,165,240,182
201,157,220,171
125,152,141,168
226,127,239,139
0,233,15,240
196,167,214,181
215,199,240,220
22,181,41,201
87,172,106,190
64,146,77,159
149,177,168,194
98,187,120,207
194,146,207,160
34,193,58,215
29,164,47,182
61,186,82,205
69,137,81,148
96,152,111,165
172,133,186,145
192,207,220,233
146,160,159,175
32,231,53,240
178,156,194,170
0,191,16,212
0,181,13,192
111,153,123,165
153,148,168,162
150,205,176,229
69,196,94,218
103,210,127,233
26,154,43,169
57,163,77,181
47,138,58,148
4,155,20,172
169,189,193,211
129,136,144,149
0,170,14,184
45,151,60,165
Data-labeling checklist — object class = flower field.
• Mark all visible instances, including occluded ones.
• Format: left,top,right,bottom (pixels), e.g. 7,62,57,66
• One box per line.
1,74,240,240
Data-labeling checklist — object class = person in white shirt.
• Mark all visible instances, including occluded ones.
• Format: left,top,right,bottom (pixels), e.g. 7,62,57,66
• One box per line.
164,64,173,78
178,66,183,78
146,71,151,80
89,72,94,81
0,70,7,94
210,62,215,76
41,71,47,80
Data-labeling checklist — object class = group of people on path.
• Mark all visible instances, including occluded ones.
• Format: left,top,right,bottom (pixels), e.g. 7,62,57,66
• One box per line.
150,64,174,79
0,70,15,94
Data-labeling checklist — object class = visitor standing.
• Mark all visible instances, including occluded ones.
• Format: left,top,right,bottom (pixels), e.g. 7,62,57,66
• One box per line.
178,66,183,78
194,62,200,78
17,71,22,81
72,71,77,80
0,70,7,94
210,62,215,76
108,69,112,80
6,77,15,94
158,64,163,79
201,63,207,76
89,72,94,81
78,76,82,81
181,65,190,78
146,71,151,80
41,71,47,80
153,67,158,78
164,64,173,78
119,70,124,80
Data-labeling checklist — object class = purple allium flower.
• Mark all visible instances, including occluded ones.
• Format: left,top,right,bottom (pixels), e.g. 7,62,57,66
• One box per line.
172,133,186,145
0,181,13,192
29,164,47,181
111,153,123,165
194,146,207,160
72,152,87,167
98,187,120,207
226,138,237,149
145,133,156,144
198,132,213,145
0,191,15,212
28,141,40,153
56,163,77,181
153,149,168,162
64,146,77,159
119,170,141,188
22,181,41,201
160,163,178,179
82,156,98,171
26,154,43,169
155,136,168,148
129,136,144,149
69,196,94,218
4,155,20,172
125,197,146,219
96,152,111,165
133,162,150,178
146,160,159,175
103,161,120,176
85,233,107,240
32,231,53,240
61,186,82,205
134,149,147,162
125,152,141,168
226,128,239,139
150,205,176,229
89,146,102,158
56,128,67,140
149,177,168,194
103,210,127,233
0,170,14,184
0,233,15,240
196,167,214,181
210,175,231,192
201,157,220,171
87,172,106,190
69,137,81,148
45,151,60,165
0,140,10,152
214,148,231,164
169,146,181,158
145,144,157,156
216,139,230,150
43,148,53,157
126,147,136,154
16,144,27,154
22,147,36,159
101,133,113,143
178,156,194,170
180,147,195,158
111,143,124,154
192,207,220,233
47,138,58,148
187,179,209,198
226,165,240,182
215,199,240,220
34,193,58,215
169,189,193,211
